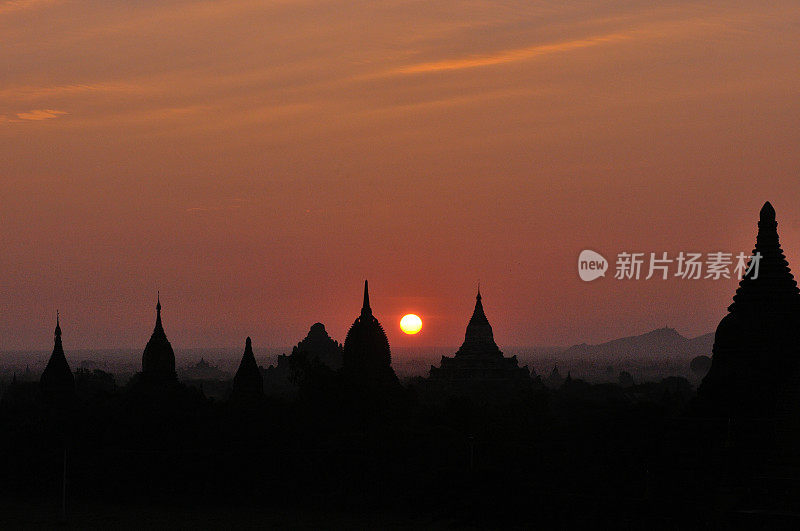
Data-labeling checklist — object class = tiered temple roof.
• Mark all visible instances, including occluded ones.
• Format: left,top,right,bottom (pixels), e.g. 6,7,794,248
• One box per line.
429,289,530,385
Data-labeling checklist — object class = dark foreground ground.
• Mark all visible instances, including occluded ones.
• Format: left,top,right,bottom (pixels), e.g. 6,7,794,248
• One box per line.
2,374,798,529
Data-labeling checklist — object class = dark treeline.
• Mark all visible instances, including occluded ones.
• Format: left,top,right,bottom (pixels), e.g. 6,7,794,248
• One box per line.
3,365,750,528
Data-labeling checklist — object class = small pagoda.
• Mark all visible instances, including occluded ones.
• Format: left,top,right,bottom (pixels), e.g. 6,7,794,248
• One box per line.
140,293,177,383
39,312,75,400
232,337,263,400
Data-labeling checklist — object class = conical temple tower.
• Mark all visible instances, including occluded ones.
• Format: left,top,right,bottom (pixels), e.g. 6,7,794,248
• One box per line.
40,312,75,399
429,288,529,386
141,293,177,382
342,280,398,386
455,288,503,358
699,202,800,418
232,337,263,400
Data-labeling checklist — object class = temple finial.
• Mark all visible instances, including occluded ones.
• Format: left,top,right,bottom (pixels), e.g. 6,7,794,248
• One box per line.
477,280,481,300
363,280,370,311
154,292,163,331
55,310,61,339
246,336,252,348
760,201,776,222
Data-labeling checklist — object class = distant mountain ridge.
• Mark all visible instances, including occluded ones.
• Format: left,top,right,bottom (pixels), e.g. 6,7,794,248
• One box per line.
562,327,714,360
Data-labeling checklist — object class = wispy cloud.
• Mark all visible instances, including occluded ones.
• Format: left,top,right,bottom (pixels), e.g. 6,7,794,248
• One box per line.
15,108,67,120
389,33,634,75
0,82,147,103
0,0,59,16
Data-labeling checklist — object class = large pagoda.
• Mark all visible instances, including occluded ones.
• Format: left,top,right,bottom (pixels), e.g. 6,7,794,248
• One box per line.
429,288,530,388
342,280,398,387
698,202,800,418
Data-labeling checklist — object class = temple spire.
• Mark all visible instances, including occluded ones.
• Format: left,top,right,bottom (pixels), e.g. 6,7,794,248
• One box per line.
472,287,486,322
142,292,176,381
155,292,163,331
55,310,61,343
232,336,263,400
361,280,372,317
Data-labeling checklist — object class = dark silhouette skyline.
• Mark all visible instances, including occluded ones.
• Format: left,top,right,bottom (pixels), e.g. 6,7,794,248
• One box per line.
3,204,800,527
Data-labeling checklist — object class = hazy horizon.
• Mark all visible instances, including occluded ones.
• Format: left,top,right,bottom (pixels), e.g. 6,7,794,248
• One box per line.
0,320,713,352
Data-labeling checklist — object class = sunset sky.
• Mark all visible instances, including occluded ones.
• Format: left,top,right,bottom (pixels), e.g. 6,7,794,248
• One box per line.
2,0,800,352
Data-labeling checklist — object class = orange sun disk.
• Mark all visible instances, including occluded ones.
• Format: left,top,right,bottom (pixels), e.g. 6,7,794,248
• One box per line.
400,314,422,334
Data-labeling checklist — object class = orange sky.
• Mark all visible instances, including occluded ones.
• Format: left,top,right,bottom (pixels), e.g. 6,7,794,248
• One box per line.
2,1,800,352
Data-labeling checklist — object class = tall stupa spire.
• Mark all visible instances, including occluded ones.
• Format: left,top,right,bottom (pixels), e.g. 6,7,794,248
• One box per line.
55,310,61,343
469,285,489,330
155,291,163,330
361,280,372,317
462,286,495,351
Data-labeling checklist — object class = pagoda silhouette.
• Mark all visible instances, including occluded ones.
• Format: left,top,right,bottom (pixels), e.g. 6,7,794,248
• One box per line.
140,293,177,384
264,322,342,397
292,322,343,370
428,288,530,393
232,337,263,400
698,202,800,419
341,280,399,387
39,312,75,400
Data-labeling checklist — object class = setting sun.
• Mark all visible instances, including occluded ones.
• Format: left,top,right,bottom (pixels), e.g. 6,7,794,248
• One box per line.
400,314,423,335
